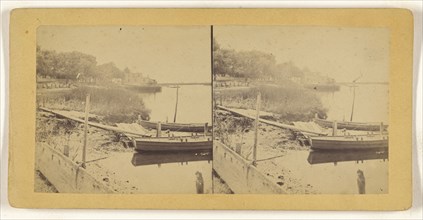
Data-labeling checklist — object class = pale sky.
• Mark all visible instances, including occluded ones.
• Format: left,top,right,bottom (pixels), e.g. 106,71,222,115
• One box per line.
37,26,211,83
214,26,389,83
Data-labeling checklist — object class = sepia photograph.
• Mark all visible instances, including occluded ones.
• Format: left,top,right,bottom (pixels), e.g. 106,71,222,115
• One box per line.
7,8,415,211
212,26,389,194
35,26,213,194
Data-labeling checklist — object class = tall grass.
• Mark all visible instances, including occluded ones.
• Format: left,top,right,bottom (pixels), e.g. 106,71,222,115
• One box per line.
219,85,327,122
38,86,150,123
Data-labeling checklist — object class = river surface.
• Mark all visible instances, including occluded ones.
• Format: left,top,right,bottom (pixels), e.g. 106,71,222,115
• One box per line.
97,151,213,194
124,85,212,193
316,84,389,124
289,84,389,194
140,85,212,124
270,149,388,194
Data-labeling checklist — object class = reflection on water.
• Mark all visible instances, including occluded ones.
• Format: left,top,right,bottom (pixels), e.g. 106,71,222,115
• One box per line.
269,150,388,194
303,84,389,193
97,152,212,194
139,85,212,124
307,149,388,165
119,85,212,193
316,84,388,123
131,150,212,166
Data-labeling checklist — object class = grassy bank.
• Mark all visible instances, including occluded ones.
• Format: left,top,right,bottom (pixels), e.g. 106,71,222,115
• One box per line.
37,86,150,124
217,84,327,122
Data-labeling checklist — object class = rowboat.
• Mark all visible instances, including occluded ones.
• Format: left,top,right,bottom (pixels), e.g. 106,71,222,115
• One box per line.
123,84,162,93
307,149,388,165
304,83,340,91
131,150,212,166
139,120,212,133
314,118,388,131
310,134,388,150
132,135,213,152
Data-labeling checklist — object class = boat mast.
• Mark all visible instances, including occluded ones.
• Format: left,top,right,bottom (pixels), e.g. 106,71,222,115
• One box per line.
173,86,179,122
350,86,356,121
350,74,362,122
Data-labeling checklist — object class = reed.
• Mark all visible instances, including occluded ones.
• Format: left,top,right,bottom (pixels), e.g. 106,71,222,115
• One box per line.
37,86,151,124
219,85,327,122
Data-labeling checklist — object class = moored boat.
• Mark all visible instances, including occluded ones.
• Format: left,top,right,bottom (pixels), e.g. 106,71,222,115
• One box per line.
132,135,213,152
314,118,388,131
139,120,212,133
123,84,162,93
310,134,388,150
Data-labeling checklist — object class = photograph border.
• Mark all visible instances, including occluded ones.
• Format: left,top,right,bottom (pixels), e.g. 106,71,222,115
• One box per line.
8,8,413,210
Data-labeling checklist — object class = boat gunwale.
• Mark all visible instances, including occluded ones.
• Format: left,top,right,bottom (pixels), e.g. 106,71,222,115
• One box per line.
139,120,212,128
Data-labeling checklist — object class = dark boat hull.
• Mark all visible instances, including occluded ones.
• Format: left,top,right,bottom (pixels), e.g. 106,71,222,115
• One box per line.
307,149,388,164
134,136,213,152
304,83,340,91
310,136,388,150
314,118,388,131
131,150,212,166
124,84,162,93
139,120,212,133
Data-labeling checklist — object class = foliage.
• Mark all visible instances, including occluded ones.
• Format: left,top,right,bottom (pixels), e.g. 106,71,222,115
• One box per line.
213,46,276,79
213,39,334,83
219,85,327,122
95,62,125,81
36,46,97,79
36,46,135,82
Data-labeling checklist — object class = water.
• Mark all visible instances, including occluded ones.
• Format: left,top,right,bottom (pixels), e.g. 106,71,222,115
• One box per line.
292,84,389,194
120,85,212,193
140,85,212,124
97,152,213,194
270,150,388,194
316,84,389,123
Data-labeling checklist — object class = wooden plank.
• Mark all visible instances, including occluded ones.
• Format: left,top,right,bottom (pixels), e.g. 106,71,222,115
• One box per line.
82,94,90,168
39,107,149,137
213,142,285,194
35,143,113,193
217,105,327,136
115,123,148,138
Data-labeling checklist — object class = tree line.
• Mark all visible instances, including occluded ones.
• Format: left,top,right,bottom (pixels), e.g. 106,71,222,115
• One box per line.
213,38,333,83
36,46,133,81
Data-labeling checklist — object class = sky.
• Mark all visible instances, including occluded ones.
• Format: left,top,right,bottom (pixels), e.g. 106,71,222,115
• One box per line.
214,26,389,83
37,26,212,83
37,26,389,83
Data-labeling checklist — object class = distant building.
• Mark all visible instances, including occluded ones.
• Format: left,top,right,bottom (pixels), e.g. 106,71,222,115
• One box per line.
111,78,122,84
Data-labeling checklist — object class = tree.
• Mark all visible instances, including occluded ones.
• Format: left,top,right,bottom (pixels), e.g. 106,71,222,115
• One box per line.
36,46,97,79
213,39,277,79
94,62,124,81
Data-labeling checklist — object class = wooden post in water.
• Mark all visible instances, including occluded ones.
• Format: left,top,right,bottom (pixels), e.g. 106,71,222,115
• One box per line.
380,122,384,134
82,94,90,169
357,169,366,194
332,120,338,136
195,171,204,194
253,93,261,166
204,123,208,136
157,121,161,137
